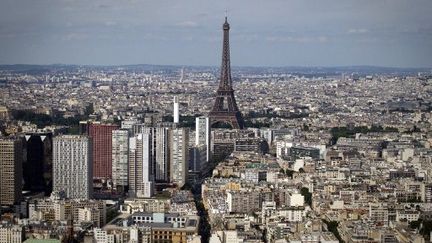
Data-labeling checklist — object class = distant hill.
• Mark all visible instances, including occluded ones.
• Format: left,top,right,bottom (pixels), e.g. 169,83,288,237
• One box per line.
0,64,430,76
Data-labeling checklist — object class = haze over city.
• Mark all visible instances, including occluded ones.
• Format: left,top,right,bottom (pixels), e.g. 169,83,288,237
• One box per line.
1,0,431,67
2,1,432,243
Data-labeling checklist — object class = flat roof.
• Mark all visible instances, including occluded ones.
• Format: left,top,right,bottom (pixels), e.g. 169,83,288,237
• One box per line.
23,240,61,243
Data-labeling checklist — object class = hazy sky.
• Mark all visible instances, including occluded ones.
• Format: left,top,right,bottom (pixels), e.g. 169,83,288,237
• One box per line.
0,0,431,67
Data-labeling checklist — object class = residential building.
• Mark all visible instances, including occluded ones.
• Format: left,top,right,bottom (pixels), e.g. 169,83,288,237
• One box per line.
88,123,119,179
112,130,129,189
0,138,23,206
53,135,93,199
170,128,189,187
0,225,23,243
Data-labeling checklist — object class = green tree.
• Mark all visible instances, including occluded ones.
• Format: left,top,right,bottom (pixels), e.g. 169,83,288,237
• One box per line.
323,220,344,243
300,187,312,206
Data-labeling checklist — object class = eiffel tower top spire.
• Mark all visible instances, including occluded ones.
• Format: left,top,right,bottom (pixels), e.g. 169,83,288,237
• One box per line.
220,16,232,91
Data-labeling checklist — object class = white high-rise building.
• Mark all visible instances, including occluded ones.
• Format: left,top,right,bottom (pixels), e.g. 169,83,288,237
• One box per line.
170,128,189,187
130,126,170,181
195,116,211,166
155,127,170,182
128,132,154,198
129,126,172,198
112,130,129,188
53,135,92,199
173,96,179,124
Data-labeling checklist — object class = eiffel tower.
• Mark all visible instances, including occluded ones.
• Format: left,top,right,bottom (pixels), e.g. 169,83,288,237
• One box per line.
209,17,245,129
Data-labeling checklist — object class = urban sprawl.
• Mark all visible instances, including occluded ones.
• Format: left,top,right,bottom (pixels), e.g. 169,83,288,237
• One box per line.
1,20,432,243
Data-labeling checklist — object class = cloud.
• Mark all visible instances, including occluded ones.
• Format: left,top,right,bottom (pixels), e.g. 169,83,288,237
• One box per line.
62,33,89,41
0,0,430,66
141,33,168,41
347,28,369,34
181,36,194,41
317,36,328,42
195,13,209,18
205,36,220,43
234,34,259,42
175,21,199,28
104,21,117,27
266,36,328,43
98,4,110,9
0,33,16,39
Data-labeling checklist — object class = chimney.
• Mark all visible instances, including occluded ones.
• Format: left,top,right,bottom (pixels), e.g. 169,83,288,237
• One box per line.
173,96,179,124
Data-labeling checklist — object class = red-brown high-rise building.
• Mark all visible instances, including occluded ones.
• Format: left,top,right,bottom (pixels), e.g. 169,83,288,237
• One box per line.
88,123,119,179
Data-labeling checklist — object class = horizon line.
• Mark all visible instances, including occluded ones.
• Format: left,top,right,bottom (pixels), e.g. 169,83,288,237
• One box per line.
0,63,431,70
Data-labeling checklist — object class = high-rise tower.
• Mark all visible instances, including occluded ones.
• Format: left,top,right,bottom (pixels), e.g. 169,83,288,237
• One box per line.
112,130,129,190
128,131,154,198
195,116,211,163
23,132,53,195
53,135,92,199
209,17,244,129
0,138,23,206
170,127,189,187
173,96,179,124
88,123,119,179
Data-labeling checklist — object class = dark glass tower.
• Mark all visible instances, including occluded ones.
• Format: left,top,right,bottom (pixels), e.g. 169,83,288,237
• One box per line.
209,17,245,129
23,133,53,195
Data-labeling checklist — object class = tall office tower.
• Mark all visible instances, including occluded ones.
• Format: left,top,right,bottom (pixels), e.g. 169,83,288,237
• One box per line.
155,127,170,182
53,135,93,199
208,17,244,129
195,116,211,162
88,123,119,179
128,132,154,198
130,125,171,178
173,96,179,124
170,128,189,187
0,138,23,206
23,132,53,195
112,130,129,190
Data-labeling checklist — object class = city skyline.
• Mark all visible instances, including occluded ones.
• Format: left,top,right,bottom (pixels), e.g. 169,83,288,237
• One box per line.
1,1,432,242
0,0,431,68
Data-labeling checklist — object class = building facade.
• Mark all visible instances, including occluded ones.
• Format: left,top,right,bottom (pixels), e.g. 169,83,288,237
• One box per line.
226,190,260,213
53,135,93,199
129,131,154,198
170,128,189,187
155,127,170,182
195,116,211,164
0,138,23,206
112,130,129,189
195,116,210,157
0,225,23,243
23,132,53,195
88,123,119,179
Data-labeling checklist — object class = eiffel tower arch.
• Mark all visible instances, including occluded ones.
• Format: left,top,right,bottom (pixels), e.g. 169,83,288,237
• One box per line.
209,17,245,129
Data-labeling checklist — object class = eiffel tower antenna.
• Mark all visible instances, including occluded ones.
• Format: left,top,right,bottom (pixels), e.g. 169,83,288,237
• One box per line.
208,16,245,129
